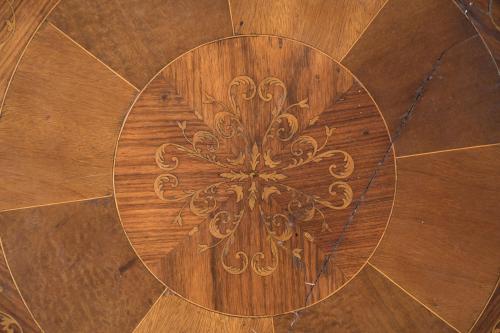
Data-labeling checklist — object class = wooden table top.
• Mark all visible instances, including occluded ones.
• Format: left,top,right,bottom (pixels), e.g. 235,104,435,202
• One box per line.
0,0,498,332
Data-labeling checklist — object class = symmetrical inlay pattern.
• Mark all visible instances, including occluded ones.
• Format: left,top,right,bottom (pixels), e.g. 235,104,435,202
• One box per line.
154,75,354,276
0,0,497,330
114,36,395,316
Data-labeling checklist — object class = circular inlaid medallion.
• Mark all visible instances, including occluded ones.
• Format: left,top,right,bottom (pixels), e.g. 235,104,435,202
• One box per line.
114,36,396,316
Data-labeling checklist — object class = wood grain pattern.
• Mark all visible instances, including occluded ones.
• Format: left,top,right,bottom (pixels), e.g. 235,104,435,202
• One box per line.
395,35,500,156
273,265,456,333
230,0,387,61
0,0,58,116
0,242,40,333
135,292,273,333
371,146,500,331
0,197,165,333
0,22,136,211
454,0,500,70
48,0,233,88
341,0,491,156
470,282,500,333
114,36,395,316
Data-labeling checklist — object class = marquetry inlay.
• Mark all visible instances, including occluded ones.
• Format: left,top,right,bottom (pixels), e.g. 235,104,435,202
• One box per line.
153,75,354,276
114,36,396,316
0,311,22,333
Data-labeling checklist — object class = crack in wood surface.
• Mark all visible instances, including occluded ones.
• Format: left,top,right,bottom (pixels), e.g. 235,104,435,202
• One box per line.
288,37,475,331
452,0,500,74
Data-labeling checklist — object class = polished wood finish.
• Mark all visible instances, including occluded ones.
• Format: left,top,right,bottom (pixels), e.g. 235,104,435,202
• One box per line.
0,23,136,211
135,292,273,333
470,283,500,333
0,243,40,333
230,0,386,60
454,0,500,70
273,265,456,333
0,0,58,116
0,0,497,331
0,197,165,332
341,0,498,156
371,146,500,331
49,0,233,88
114,36,395,316
395,35,500,156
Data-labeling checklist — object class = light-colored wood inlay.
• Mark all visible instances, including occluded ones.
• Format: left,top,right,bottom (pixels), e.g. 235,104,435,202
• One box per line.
469,279,499,333
47,21,139,92
0,311,23,333
453,0,500,72
0,0,59,116
48,0,233,88
342,0,496,156
0,240,40,332
152,75,355,277
273,265,457,333
134,291,274,333
394,36,500,156
230,0,387,61
0,22,136,211
397,142,500,160
0,197,165,332
371,145,500,331
114,36,395,316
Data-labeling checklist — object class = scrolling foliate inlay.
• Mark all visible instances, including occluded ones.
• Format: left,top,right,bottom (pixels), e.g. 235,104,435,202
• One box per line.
0,311,23,333
154,76,354,276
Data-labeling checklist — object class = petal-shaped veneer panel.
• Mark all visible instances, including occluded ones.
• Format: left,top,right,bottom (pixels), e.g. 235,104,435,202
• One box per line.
371,146,500,331
395,36,500,156
273,265,456,332
342,0,499,156
229,0,386,61
135,292,273,332
0,0,58,115
0,242,40,332
48,0,233,88
0,197,165,332
0,23,136,211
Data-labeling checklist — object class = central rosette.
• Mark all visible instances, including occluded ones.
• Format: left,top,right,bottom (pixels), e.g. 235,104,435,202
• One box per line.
153,76,354,276
218,142,287,211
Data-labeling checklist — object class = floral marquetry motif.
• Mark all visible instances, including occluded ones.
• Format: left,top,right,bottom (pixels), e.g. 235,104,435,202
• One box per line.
0,311,23,333
153,75,355,276
114,36,396,316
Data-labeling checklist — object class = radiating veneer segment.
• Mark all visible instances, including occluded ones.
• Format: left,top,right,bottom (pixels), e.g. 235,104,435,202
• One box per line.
470,283,500,333
454,0,500,69
341,0,500,156
371,146,500,331
0,23,136,211
48,0,233,88
395,35,500,156
0,0,58,115
0,242,40,333
273,265,456,333
230,0,386,60
135,292,273,333
0,197,165,333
